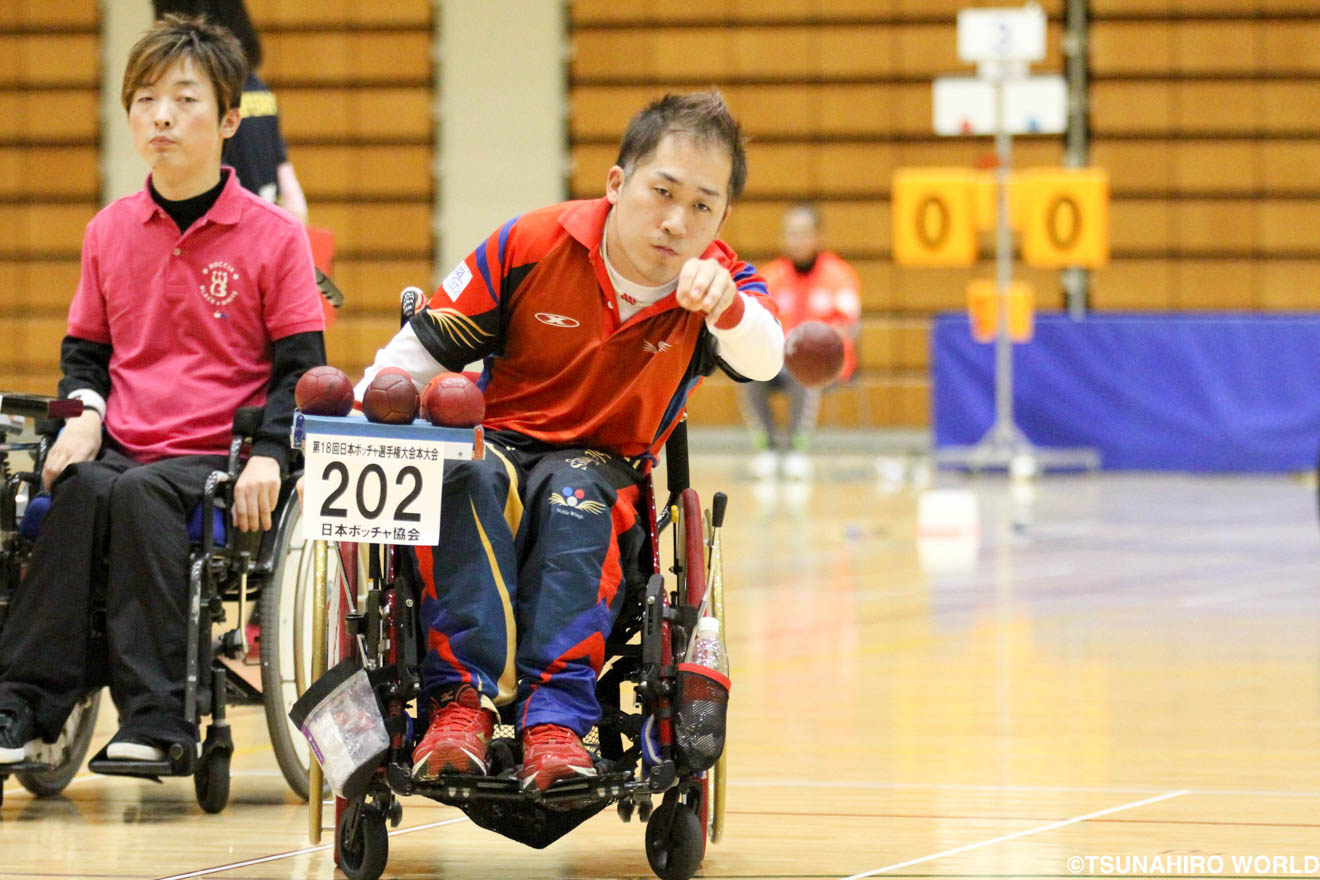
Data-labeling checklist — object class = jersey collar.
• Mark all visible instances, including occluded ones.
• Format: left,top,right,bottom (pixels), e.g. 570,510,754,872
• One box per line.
134,165,246,227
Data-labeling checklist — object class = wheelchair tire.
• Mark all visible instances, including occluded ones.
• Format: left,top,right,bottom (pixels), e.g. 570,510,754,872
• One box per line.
337,797,389,880
16,690,101,798
259,500,339,801
194,747,230,814
645,798,705,880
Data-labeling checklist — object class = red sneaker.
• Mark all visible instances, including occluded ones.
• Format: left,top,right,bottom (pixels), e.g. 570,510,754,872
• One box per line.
411,686,495,780
519,724,597,792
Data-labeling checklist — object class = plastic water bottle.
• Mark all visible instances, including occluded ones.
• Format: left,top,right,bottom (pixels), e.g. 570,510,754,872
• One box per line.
683,616,729,675
674,616,730,770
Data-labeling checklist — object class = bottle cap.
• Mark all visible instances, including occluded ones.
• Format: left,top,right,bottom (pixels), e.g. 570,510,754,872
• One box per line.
696,616,721,638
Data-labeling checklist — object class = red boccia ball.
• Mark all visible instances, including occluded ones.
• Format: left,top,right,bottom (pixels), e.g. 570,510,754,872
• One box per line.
362,367,420,424
422,372,485,428
295,365,355,416
783,321,845,389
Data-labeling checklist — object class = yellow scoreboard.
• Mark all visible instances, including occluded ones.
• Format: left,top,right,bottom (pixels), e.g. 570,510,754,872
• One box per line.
892,168,978,266
1018,167,1110,268
892,166,1109,269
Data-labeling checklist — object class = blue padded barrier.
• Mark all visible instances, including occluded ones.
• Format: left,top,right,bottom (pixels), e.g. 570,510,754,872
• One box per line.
933,312,1320,471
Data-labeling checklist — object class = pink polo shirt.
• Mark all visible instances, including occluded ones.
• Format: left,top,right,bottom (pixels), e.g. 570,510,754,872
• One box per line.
67,169,324,462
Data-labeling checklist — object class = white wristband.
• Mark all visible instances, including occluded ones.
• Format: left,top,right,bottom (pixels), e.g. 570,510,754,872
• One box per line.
67,388,106,420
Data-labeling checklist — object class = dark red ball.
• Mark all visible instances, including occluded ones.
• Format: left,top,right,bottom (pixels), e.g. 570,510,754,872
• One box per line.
783,321,845,389
362,367,419,424
295,366,355,417
422,372,485,428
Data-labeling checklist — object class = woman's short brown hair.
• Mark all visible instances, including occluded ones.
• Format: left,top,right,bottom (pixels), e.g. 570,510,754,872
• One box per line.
615,91,748,202
121,13,246,119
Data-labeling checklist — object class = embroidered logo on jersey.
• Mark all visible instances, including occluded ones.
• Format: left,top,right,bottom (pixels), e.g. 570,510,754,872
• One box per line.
425,308,491,348
442,261,473,302
566,450,611,470
536,313,580,328
550,486,606,519
200,261,241,307
642,340,674,355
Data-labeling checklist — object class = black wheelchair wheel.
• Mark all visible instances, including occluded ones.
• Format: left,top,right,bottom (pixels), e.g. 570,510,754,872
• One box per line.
194,747,231,814
337,797,389,880
645,798,705,880
259,501,338,801
16,690,101,798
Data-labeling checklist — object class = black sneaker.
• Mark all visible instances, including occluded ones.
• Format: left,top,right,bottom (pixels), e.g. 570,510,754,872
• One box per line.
0,701,38,764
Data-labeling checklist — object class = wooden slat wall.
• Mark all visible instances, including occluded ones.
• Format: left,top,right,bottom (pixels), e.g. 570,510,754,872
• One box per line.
240,0,434,378
0,1,100,395
0,1,434,395
571,0,1320,429
1089,2,1320,315
570,0,1068,428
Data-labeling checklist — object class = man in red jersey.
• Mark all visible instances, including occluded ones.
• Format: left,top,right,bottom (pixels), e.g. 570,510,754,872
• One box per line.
0,15,324,767
355,92,782,792
739,204,861,480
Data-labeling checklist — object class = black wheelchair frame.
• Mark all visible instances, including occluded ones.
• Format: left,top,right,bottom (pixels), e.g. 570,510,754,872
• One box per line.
317,418,729,880
0,395,320,812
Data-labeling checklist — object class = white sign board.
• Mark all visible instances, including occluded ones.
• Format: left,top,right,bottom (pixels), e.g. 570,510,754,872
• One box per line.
299,416,478,546
933,75,1066,136
957,5,1046,63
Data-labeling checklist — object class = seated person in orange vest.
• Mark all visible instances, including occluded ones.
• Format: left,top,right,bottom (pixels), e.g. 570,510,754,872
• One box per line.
356,92,782,792
0,14,324,766
738,203,860,480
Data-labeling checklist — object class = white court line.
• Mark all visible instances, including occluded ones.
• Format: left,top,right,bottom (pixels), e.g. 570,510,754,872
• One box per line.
838,790,1188,880
151,815,469,880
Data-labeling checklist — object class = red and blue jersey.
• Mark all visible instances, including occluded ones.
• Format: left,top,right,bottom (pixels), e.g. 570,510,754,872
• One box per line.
412,197,774,461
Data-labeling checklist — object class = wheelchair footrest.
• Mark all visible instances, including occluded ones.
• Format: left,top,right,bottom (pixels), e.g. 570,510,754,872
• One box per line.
409,771,633,849
88,742,196,779
0,759,57,774
414,769,633,809
87,757,173,780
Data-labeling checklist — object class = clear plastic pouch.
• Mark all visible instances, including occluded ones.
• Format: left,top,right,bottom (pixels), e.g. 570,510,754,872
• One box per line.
289,656,388,798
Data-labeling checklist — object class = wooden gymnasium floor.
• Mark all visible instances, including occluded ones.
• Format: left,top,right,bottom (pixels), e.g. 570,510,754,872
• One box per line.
3,453,1320,879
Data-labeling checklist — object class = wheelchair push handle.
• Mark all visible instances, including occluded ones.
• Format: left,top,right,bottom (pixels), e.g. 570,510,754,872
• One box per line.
232,406,263,440
710,492,727,529
400,286,426,325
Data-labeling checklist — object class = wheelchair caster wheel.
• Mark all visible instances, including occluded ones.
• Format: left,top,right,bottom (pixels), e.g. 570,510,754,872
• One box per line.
337,798,389,880
194,747,230,814
637,795,653,823
645,800,704,880
617,797,635,823
387,798,403,827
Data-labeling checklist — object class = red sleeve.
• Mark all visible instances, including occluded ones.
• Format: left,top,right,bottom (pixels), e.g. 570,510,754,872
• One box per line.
263,222,325,340
710,240,778,330
66,218,111,344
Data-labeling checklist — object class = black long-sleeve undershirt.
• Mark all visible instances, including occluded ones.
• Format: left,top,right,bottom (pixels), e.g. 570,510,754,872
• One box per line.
57,330,325,473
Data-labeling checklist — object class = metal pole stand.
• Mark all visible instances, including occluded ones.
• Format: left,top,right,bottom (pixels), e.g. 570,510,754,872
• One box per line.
934,58,1098,476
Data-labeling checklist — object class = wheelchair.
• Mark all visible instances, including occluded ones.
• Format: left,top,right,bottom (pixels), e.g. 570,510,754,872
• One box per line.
0,393,332,811
296,408,730,880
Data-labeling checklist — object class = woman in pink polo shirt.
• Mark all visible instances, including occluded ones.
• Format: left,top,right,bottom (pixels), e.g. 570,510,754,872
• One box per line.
0,14,324,768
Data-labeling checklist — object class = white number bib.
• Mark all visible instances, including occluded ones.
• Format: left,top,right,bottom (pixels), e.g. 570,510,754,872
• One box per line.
298,415,480,546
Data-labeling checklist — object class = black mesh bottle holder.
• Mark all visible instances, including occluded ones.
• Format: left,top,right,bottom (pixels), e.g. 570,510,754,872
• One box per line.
674,664,729,771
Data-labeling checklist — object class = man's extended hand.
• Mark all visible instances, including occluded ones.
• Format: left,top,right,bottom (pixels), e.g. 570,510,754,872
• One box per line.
675,258,737,323
41,411,103,490
233,454,282,533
